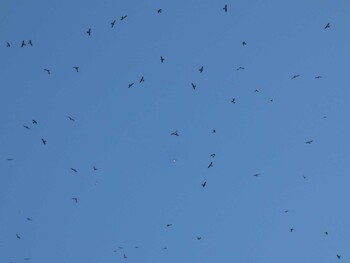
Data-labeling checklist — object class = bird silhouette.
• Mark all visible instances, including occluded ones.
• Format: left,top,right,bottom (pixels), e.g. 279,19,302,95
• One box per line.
166,224,172,227
163,247,167,250
253,173,260,177
28,40,33,46
197,237,202,240
21,40,26,47
32,119,38,125
93,166,98,171
254,89,259,93
128,83,134,88
325,231,328,235
290,228,294,232
111,20,116,28
171,130,179,136
41,138,47,145
291,75,300,79
223,4,228,12
23,125,30,130
160,56,165,63
231,98,236,104
7,158,14,161
44,69,51,75
123,254,128,259
86,28,91,36
199,66,204,73
324,22,330,29
120,15,127,21
16,234,21,239
302,175,307,179
6,42,11,47
336,255,341,259
157,9,162,14
305,140,313,144
201,181,207,188
236,66,245,71
210,154,216,158
208,162,213,168
68,116,75,121
73,66,79,72
284,210,289,213
71,168,78,173
315,76,322,79
26,218,32,221
72,197,78,203
139,76,145,83
191,83,196,90
242,41,247,46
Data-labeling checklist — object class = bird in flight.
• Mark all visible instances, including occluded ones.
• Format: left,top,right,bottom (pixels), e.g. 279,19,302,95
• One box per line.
305,140,313,144
16,234,21,239
139,76,145,83
163,247,168,250
111,20,116,28
6,42,11,47
166,224,172,227
324,22,330,29
7,158,14,161
26,218,32,221
93,166,98,171
123,254,128,259
160,56,165,63
86,28,91,36
44,69,51,75
197,237,202,240
325,231,328,235
73,66,79,72
32,119,38,125
71,168,78,173
23,125,30,130
72,197,78,203
254,89,259,93
157,9,162,14
41,138,47,145
21,40,26,47
212,129,216,133
28,40,33,46
223,4,228,12
290,228,294,232
242,41,247,46
291,75,300,79
208,162,213,168
302,175,307,179
171,130,179,136
128,83,134,88
315,75,322,79
120,15,127,21
201,181,207,188
253,173,260,177
199,66,204,73
236,66,245,71
284,210,289,213
336,255,341,259
191,83,196,90
68,116,75,121
231,98,236,104
210,153,216,158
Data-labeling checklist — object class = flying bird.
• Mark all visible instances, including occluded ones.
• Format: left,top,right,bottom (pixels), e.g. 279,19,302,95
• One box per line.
139,76,145,83
242,41,247,46
199,66,204,73
191,83,196,90
68,116,75,121
324,22,330,29
201,181,207,188
160,56,165,63
290,228,294,232
302,175,307,179
6,42,11,47
16,234,21,239
212,129,216,133
197,237,202,240
254,89,259,93
71,168,78,173
72,197,78,203
315,76,322,79
253,173,260,177
236,66,245,71
41,138,47,145
305,140,313,144
28,40,33,46
120,15,127,21
166,224,172,227
93,166,98,171
86,28,91,36
336,255,341,259
23,125,30,130
291,75,300,79
208,162,213,168
231,98,236,104
210,154,216,158
123,254,128,259
171,130,179,136
73,66,79,72
157,9,162,14
32,119,38,124
223,4,228,12
325,232,328,235
26,218,32,221
284,210,289,213
128,83,134,88
7,158,14,161
21,40,26,47
111,20,116,28
44,69,51,75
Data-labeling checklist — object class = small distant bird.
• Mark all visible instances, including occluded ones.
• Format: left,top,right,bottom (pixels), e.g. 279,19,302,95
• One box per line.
93,166,98,171
41,138,47,145
325,231,328,235
290,228,294,232
236,66,245,71
32,119,38,124
254,89,259,93
86,28,91,36
336,255,341,259
305,140,313,144
171,130,179,136
324,22,330,29
120,15,127,21
21,40,26,47
284,210,289,213
223,4,228,12
231,98,236,104
315,76,322,79
24,258,31,261
291,75,300,79
302,175,307,179
128,83,134,88
199,66,204,73
134,246,139,248
123,254,128,259
111,20,116,28
7,158,14,161
201,181,207,188
71,168,78,173
44,69,51,75
166,224,172,227
160,56,165,63
270,99,273,102
23,125,30,130
139,76,145,83
212,129,216,133
28,40,33,46
157,9,162,14
253,173,260,177
68,116,75,121
163,247,167,250
323,116,327,119
210,153,216,158
6,42,10,47
16,234,21,239
197,237,202,240
242,41,247,46
72,197,78,203
191,83,196,90
208,162,213,168
26,218,32,221
73,66,79,72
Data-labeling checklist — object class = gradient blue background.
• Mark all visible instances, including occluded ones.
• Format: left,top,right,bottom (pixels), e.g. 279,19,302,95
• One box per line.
1,0,350,262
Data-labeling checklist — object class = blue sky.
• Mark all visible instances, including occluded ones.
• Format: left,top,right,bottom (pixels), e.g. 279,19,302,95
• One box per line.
1,0,350,262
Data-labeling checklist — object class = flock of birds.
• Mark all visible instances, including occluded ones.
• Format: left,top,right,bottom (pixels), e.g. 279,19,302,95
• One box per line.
3,3,342,262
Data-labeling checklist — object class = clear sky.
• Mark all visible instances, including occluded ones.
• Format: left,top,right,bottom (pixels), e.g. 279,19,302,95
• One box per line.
1,0,350,262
